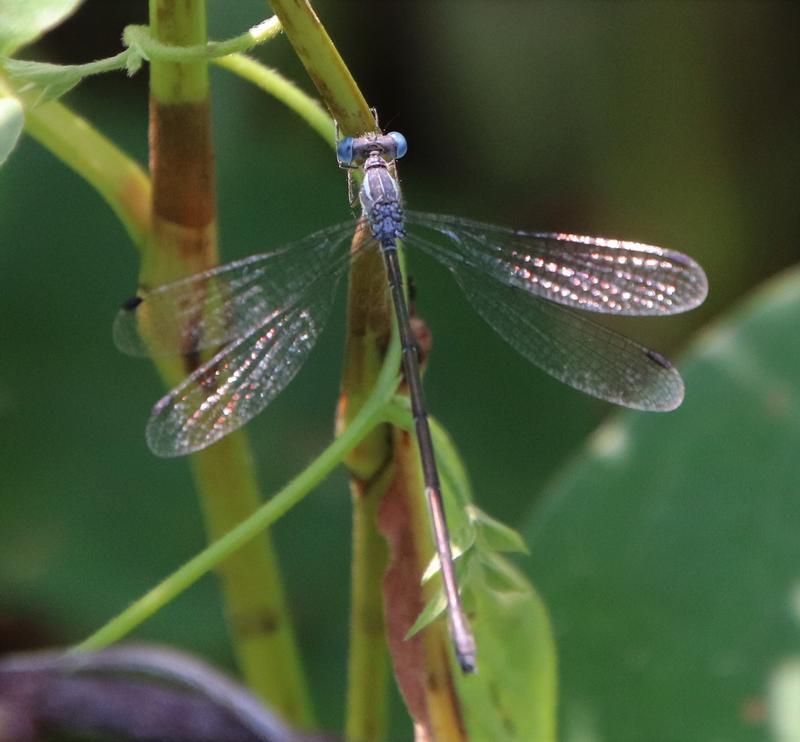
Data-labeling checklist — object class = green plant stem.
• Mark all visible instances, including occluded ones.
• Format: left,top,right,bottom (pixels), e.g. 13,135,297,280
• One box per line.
148,1,209,104
144,0,312,725
72,344,400,654
28,50,130,77
213,53,333,146
21,99,150,248
337,231,396,742
266,0,373,135
346,461,391,742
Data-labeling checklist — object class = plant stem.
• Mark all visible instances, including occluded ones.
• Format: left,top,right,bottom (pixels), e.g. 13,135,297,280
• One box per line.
189,437,313,727
144,0,311,725
21,100,151,248
346,460,392,742
337,229,396,742
266,0,373,136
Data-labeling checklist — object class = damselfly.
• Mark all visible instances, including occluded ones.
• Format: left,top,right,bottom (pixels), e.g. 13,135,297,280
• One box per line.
115,124,708,673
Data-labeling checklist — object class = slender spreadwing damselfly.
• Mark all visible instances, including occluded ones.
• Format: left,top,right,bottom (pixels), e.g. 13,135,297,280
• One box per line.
115,124,708,672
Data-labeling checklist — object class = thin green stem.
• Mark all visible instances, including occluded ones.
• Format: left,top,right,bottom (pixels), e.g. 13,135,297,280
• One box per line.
190,435,315,726
213,53,333,146
69,413,373,651
73,336,401,654
124,16,281,64
31,50,130,77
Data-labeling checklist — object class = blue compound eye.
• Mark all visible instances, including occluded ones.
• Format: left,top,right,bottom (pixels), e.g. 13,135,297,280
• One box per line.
388,131,407,159
336,136,354,165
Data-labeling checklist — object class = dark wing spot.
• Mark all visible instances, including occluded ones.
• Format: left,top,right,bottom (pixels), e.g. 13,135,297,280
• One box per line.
120,295,143,311
645,349,673,369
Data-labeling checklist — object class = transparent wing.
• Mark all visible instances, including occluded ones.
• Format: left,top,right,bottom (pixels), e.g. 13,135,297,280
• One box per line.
113,221,357,357
146,273,341,457
408,242,684,410
405,211,708,316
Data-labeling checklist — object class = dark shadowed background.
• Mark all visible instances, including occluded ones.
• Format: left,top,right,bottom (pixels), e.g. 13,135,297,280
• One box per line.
1,1,798,737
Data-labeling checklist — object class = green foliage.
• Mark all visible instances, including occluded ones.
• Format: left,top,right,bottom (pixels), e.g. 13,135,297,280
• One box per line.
457,557,557,741
2,52,137,106
524,266,800,741
470,506,529,555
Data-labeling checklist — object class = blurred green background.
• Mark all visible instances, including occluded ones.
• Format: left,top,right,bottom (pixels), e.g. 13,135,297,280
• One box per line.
1,1,798,738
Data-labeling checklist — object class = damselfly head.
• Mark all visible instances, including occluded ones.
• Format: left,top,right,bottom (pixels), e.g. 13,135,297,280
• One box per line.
338,131,408,168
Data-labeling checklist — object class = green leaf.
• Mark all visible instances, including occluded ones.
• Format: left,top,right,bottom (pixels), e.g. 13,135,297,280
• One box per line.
3,58,83,105
405,588,447,640
430,414,475,511
457,556,558,741
0,97,24,166
523,265,800,741
2,52,130,106
0,0,85,56
419,537,470,585
470,505,529,554
477,551,533,594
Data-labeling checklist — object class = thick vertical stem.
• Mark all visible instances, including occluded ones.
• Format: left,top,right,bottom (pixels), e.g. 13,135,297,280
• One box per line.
339,230,394,740
144,0,312,726
346,461,392,742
